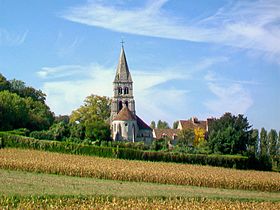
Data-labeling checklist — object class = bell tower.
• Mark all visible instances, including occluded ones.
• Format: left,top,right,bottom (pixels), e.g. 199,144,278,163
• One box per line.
111,45,135,121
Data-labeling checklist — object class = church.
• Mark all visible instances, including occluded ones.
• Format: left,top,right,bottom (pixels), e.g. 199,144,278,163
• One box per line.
110,46,153,144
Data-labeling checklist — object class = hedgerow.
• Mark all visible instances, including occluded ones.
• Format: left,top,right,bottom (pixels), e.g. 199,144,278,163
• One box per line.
0,132,270,170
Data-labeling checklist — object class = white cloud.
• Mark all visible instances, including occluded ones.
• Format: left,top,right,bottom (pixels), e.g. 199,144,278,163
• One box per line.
62,0,280,63
204,82,253,116
0,29,28,46
38,63,188,122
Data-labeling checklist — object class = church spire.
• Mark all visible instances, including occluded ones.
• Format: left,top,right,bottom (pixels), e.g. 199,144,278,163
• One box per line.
114,46,132,83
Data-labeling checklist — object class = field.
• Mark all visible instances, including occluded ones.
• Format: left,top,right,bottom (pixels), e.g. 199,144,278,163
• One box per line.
1,148,280,209
1,196,280,209
0,148,279,192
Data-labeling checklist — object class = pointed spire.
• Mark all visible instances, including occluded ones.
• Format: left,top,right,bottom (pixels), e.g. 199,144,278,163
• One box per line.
114,46,132,82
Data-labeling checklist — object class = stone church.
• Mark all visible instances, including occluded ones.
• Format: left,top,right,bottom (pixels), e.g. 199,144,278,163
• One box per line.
110,46,153,143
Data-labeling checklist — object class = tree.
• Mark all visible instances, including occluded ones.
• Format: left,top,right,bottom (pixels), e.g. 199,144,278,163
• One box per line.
25,97,54,131
157,120,170,129
251,129,259,156
178,129,195,147
0,74,11,91
9,79,46,103
70,95,111,124
268,129,278,157
150,121,156,129
172,121,179,129
193,127,206,146
85,121,111,141
260,128,268,157
207,112,252,155
0,90,28,130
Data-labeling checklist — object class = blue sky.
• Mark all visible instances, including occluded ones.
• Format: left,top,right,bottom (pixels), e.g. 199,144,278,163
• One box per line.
0,0,279,130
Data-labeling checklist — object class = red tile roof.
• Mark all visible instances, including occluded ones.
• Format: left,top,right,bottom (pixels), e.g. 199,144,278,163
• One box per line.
179,119,206,130
153,129,179,140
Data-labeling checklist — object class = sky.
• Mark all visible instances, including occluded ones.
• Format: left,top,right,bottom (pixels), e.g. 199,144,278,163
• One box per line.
0,0,279,130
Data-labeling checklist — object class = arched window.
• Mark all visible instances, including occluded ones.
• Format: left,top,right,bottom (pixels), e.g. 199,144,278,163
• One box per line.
125,101,128,107
118,101,123,112
124,87,129,94
118,87,122,95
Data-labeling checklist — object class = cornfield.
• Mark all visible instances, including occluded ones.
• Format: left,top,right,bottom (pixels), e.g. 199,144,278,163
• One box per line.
1,196,280,210
0,148,280,192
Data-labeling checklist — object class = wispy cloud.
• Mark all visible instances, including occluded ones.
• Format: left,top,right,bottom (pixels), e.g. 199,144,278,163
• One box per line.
37,65,88,79
0,29,28,46
62,0,280,63
204,80,254,116
55,32,83,57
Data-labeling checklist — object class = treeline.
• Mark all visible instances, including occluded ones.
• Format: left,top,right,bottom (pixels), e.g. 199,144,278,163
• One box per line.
0,74,54,131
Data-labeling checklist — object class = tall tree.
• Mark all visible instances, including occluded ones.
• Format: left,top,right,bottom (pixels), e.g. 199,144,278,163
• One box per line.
173,121,179,129
268,129,278,157
157,120,170,129
251,129,259,156
260,128,268,157
150,121,156,129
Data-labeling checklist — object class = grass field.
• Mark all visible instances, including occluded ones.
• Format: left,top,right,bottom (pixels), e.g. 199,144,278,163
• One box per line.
1,169,280,201
0,148,279,192
1,148,280,209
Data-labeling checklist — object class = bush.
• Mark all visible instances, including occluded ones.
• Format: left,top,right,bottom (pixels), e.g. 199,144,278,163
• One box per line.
30,130,54,140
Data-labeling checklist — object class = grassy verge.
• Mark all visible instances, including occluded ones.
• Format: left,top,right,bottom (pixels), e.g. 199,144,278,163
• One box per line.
0,148,280,192
1,169,280,202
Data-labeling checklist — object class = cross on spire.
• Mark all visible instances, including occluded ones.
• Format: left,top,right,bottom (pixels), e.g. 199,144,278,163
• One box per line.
120,39,125,47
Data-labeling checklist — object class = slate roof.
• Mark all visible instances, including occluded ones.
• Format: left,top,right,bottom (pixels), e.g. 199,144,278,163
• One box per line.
136,115,152,130
113,106,136,121
114,46,132,83
153,129,179,139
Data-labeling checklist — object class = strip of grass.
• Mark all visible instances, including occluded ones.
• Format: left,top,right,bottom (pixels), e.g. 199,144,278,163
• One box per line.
1,169,280,202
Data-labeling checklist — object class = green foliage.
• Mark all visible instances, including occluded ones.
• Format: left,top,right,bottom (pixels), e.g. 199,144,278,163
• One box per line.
207,113,252,155
172,121,179,129
9,79,46,103
151,139,169,151
250,129,259,156
0,91,29,130
156,120,170,129
30,130,54,141
260,128,268,157
0,74,54,132
85,121,111,141
178,129,195,147
268,129,278,157
69,123,85,140
0,74,11,91
150,121,156,129
70,95,111,124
